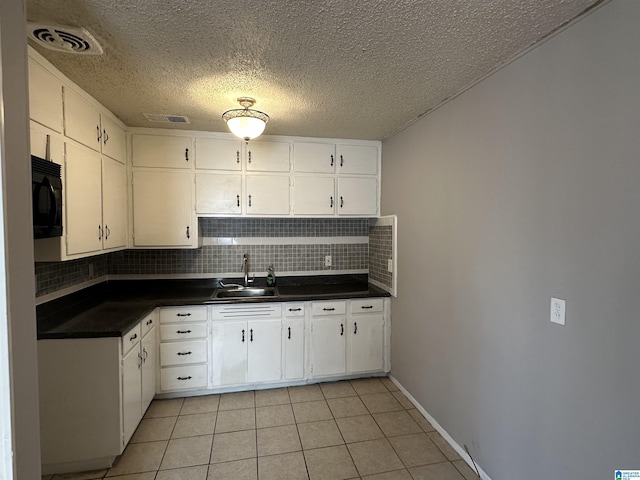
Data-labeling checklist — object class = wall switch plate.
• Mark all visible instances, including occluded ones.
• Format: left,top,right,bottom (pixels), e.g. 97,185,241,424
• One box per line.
387,259,393,273
324,255,332,267
550,297,566,325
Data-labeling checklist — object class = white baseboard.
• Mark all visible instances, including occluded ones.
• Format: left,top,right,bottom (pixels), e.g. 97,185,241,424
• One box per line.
388,374,493,480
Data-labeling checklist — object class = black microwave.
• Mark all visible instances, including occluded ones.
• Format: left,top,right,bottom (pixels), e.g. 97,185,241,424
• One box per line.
32,155,63,239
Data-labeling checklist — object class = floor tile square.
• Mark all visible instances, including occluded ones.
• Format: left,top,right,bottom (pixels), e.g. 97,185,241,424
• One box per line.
407,410,435,433
362,470,413,480
360,393,403,413
304,445,358,480
255,388,291,407
51,469,108,479
327,396,368,418
390,391,413,410
256,404,295,429
409,461,465,480
160,435,213,470
106,441,168,476
379,377,399,392
427,432,461,461
208,458,257,480
258,452,307,480
347,439,403,477
452,460,479,480
372,411,421,437
257,425,301,456
319,381,357,399
292,400,333,423
207,458,258,480
297,419,344,449
172,412,217,438
219,391,255,411
288,384,324,403
181,395,220,415
215,408,256,433
350,378,387,395
211,430,257,463
335,415,384,443
144,399,184,418
388,433,446,467
131,417,177,443
155,465,208,480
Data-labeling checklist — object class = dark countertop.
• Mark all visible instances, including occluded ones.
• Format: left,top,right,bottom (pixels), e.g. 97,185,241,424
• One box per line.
37,276,390,340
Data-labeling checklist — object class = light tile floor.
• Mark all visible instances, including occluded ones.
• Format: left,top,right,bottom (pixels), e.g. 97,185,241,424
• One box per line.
42,377,479,480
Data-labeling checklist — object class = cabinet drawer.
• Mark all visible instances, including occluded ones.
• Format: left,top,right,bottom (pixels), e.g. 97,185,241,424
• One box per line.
284,303,305,317
312,301,346,316
350,298,383,314
160,323,207,340
161,365,208,391
211,303,282,320
122,323,141,355
160,306,207,323
160,340,207,366
140,313,156,337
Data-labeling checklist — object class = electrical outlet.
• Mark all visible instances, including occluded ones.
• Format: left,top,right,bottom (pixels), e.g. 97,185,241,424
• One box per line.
550,297,566,325
324,255,332,267
387,258,393,273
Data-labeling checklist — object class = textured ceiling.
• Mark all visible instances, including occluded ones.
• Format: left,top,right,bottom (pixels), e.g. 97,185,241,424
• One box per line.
26,0,602,140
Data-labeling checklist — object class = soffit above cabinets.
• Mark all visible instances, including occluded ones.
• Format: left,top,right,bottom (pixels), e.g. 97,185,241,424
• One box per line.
26,0,602,140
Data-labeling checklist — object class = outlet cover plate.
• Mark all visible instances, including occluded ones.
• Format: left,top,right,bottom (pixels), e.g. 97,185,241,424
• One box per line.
324,255,332,267
550,297,566,325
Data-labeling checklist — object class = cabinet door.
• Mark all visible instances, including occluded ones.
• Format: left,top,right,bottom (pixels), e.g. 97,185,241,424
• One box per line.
246,141,290,172
132,134,193,168
246,175,290,215
101,115,127,162
283,318,304,381
28,57,63,133
195,137,242,170
348,316,384,374
64,87,101,152
293,143,336,173
247,319,282,383
102,157,127,250
211,321,248,386
132,171,195,247
196,173,242,215
141,328,157,414
310,317,346,377
122,345,142,446
30,121,64,165
65,143,103,255
337,177,378,216
292,176,335,215
337,145,378,175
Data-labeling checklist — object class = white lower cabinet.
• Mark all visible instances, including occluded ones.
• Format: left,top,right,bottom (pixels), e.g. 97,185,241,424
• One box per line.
211,303,283,386
158,306,209,392
347,299,385,374
283,303,305,381
310,301,348,377
38,311,157,475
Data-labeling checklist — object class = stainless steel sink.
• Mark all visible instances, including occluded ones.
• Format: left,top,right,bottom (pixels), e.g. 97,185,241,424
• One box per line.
211,287,278,299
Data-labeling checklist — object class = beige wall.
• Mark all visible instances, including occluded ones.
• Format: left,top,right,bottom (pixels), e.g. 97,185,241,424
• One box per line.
0,0,42,477
382,1,639,478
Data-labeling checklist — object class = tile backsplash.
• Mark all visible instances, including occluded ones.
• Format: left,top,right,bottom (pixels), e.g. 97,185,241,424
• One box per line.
35,218,373,297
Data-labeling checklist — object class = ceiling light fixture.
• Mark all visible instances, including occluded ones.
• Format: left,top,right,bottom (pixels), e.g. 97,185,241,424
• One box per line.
222,97,269,141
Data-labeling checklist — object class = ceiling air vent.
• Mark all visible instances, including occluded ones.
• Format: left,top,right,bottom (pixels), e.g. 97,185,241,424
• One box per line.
27,23,103,55
144,113,191,124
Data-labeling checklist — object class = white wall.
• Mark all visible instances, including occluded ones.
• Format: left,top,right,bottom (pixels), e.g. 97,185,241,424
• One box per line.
382,1,640,478
0,0,42,478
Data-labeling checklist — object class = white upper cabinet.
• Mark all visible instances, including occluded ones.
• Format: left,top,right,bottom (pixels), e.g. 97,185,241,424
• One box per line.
30,121,64,164
196,173,242,215
195,137,242,171
292,142,336,173
132,134,193,169
246,175,290,215
337,177,378,216
64,87,102,152
246,141,290,172
100,114,127,163
337,144,378,175
28,57,63,133
292,176,335,216
101,157,127,250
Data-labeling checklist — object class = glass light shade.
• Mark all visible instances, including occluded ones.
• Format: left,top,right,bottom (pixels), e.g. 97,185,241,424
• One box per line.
226,115,267,141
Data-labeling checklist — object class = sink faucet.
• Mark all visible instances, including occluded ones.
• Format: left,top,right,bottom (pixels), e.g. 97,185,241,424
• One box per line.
241,254,254,287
